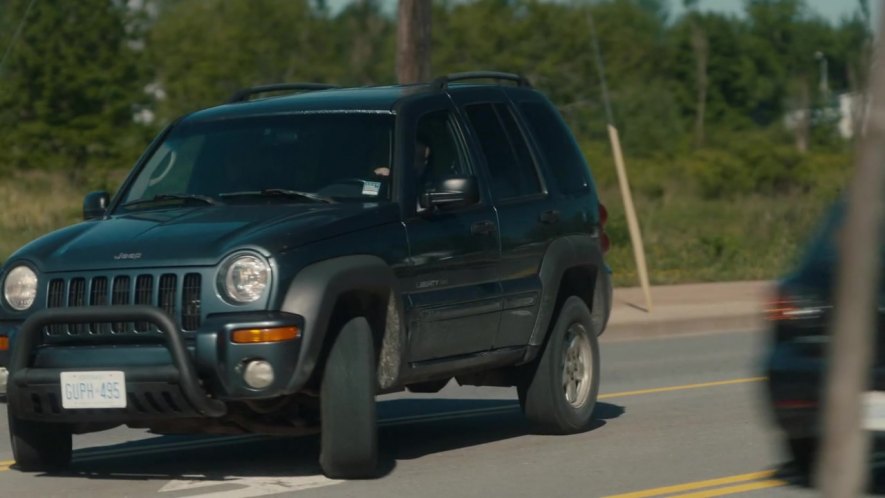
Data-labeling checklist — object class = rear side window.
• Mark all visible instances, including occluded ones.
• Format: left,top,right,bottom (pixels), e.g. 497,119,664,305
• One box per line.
519,102,590,194
464,103,542,200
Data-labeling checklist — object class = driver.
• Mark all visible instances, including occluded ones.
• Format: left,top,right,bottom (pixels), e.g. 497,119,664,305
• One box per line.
372,136,431,181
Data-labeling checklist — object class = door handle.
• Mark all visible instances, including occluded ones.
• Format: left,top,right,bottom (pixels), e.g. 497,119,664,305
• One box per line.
470,220,496,236
539,210,560,224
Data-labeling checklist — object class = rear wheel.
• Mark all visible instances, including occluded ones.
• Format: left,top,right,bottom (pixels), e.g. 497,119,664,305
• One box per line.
786,437,817,474
319,316,378,479
518,296,600,434
8,403,72,472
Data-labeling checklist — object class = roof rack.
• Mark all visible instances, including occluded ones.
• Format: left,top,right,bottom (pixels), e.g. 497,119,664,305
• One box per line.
430,71,532,91
227,83,338,103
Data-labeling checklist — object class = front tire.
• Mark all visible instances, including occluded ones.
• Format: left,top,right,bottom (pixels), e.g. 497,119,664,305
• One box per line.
518,296,600,434
8,402,72,472
319,316,378,479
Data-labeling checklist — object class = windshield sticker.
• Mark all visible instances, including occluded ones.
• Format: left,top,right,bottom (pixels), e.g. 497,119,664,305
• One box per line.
362,181,381,197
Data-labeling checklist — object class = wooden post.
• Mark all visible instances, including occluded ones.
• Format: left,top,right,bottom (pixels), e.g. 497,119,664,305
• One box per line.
586,9,653,311
396,0,432,84
608,125,653,311
816,8,885,496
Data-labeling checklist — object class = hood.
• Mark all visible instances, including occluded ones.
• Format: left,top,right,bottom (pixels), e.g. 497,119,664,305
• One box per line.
9,202,399,273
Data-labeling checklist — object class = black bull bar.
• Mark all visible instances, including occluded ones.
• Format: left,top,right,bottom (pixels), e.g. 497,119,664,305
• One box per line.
8,305,226,418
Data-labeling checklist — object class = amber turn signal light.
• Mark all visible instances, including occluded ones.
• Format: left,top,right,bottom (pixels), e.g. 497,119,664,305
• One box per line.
231,326,299,344
0,336,8,351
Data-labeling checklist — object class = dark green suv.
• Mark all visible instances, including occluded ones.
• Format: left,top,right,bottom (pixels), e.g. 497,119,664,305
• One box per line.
1,72,612,478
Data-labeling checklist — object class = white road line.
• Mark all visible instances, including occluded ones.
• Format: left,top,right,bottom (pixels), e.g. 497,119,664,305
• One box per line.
158,475,343,498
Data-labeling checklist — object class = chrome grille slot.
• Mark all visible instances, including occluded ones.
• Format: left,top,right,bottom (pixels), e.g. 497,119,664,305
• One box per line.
89,277,109,334
46,279,66,335
68,278,86,335
158,274,177,321
134,275,154,332
111,276,131,333
182,273,201,331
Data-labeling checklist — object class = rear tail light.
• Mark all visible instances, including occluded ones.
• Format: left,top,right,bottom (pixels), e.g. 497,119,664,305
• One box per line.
0,336,7,351
774,399,818,410
765,288,829,322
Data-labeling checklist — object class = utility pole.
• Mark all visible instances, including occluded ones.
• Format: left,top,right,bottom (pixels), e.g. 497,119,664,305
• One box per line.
817,8,885,497
815,51,829,100
396,0,432,84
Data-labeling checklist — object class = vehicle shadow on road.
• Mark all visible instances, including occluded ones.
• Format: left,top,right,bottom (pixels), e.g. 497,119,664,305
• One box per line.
25,398,623,484
378,398,624,461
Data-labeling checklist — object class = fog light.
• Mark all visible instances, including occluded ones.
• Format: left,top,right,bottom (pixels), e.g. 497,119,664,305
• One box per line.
243,360,274,389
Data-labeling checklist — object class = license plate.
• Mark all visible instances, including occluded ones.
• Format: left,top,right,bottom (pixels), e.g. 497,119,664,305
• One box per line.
863,391,885,431
60,371,126,409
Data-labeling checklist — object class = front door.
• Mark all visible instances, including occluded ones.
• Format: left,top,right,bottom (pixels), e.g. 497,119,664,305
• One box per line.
399,101,502,363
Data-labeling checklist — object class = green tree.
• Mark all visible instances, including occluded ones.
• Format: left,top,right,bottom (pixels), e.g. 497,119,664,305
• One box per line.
0,0,146,178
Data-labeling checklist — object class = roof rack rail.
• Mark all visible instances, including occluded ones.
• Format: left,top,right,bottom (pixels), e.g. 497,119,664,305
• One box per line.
227,83,338,103
430,71,532,91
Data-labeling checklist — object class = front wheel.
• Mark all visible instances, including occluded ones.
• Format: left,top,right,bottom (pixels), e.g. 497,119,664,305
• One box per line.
8,402,72,472
518,296,600,434
319,316,378,479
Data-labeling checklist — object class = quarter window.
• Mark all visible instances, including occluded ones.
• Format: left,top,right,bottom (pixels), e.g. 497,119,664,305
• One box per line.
464,103,541,199
519,102,590,194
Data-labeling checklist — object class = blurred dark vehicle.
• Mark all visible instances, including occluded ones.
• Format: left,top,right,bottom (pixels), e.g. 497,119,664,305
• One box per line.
765,201,884,471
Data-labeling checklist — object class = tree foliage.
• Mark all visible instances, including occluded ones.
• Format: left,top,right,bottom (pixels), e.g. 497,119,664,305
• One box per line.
0,0,146,179
0,0,872,195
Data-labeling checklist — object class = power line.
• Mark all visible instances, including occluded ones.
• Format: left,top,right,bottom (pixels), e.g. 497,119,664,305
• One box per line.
586,9,614,126
0,0,38,75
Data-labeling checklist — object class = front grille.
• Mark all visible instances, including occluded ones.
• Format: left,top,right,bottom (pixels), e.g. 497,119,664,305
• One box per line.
44,272,203,337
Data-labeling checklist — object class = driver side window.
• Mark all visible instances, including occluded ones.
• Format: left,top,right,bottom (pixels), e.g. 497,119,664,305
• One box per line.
414,111,470,195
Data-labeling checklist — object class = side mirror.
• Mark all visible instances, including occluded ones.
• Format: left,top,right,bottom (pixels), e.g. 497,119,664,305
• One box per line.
421,176,480,210
83,191,110,220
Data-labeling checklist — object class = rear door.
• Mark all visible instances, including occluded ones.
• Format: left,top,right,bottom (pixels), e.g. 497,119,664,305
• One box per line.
399,95,503,362
450,88,558,349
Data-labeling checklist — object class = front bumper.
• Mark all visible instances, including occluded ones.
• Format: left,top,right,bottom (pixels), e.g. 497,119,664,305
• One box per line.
8,305,302,423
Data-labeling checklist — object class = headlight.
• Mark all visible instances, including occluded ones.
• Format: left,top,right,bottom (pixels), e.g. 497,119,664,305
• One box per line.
4,265,38,311
218,254,270,304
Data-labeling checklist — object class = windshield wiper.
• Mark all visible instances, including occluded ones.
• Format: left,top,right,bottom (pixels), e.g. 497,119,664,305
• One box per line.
219,189,334,204
120,193,219,210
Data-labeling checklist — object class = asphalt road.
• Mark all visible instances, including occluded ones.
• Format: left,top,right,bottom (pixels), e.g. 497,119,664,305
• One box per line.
0,329,866,497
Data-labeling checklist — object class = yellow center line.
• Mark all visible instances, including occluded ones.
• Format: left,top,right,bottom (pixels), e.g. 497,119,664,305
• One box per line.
599,377,767,400
669,479,787,498
0,460,14,472
602,470,775,498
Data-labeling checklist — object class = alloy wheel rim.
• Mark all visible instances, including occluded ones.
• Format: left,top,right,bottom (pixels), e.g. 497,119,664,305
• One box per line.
562,323,592,408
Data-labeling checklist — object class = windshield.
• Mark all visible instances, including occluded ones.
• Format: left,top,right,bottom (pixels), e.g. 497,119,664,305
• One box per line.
118,113,395,211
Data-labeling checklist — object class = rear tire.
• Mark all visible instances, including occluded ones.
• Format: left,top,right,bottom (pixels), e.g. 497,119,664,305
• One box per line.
319,316,378,479
518,296,600,434
787,437,817,474
8,403,72,472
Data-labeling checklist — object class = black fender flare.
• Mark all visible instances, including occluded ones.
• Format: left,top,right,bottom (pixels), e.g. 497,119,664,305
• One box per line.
525,235,608,361
281,255,402,393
